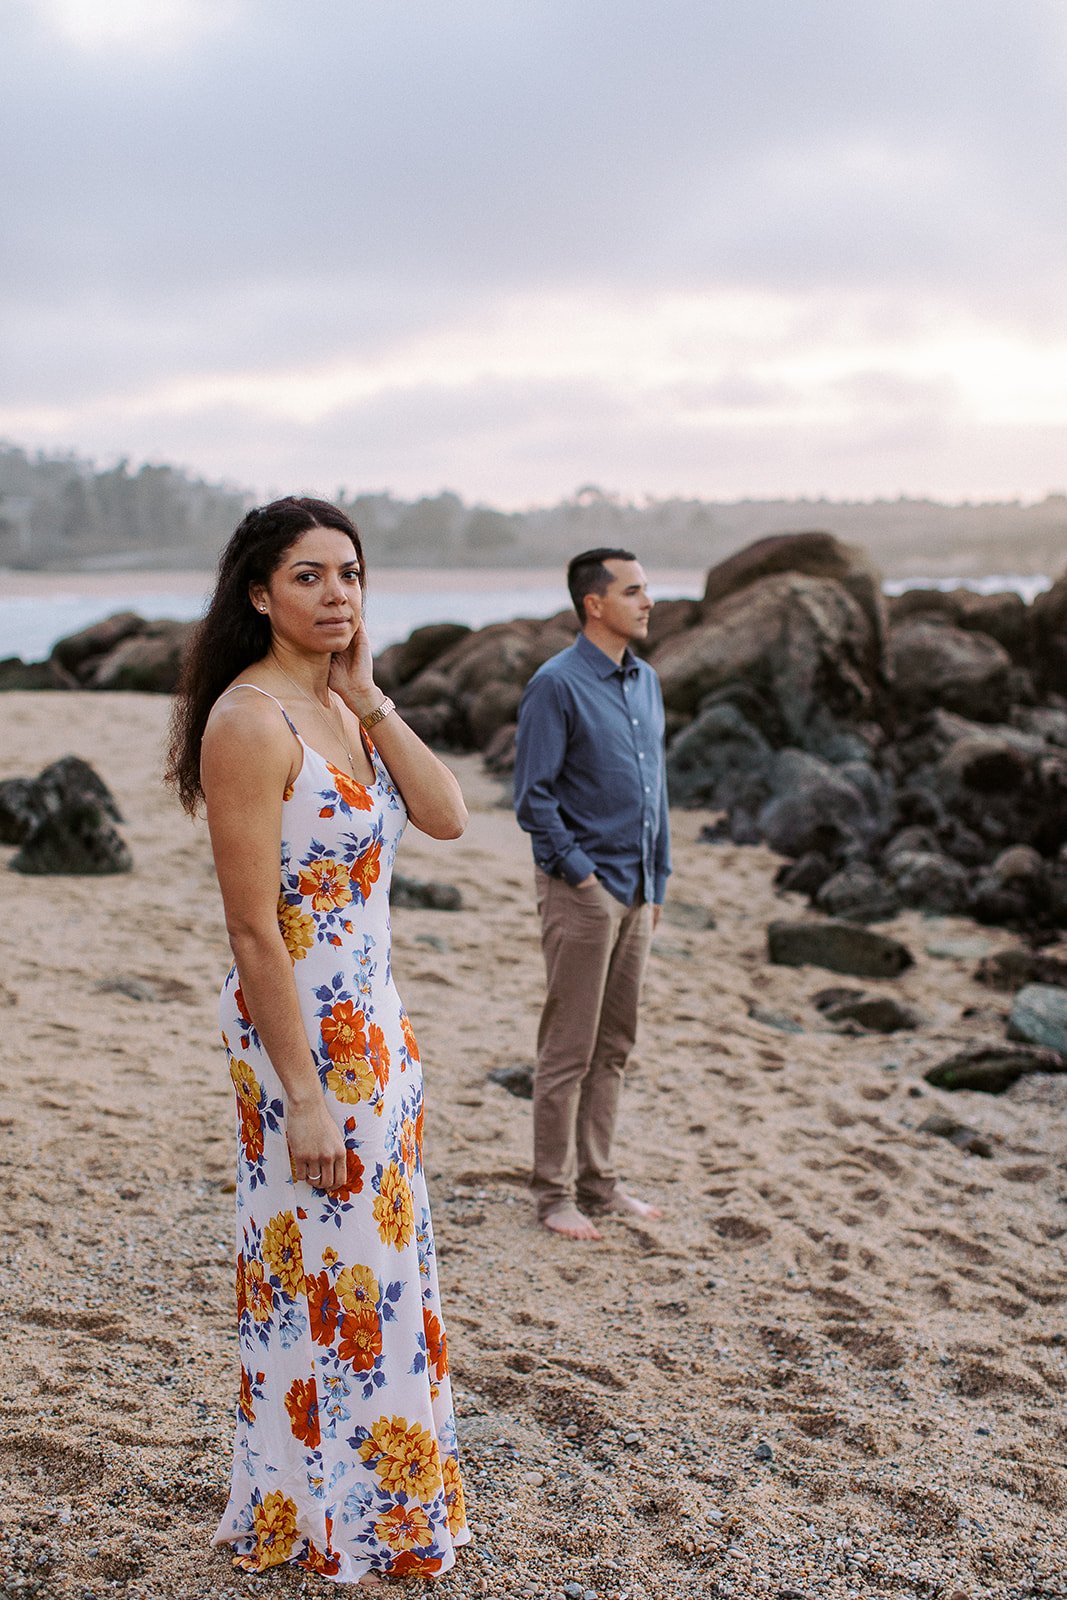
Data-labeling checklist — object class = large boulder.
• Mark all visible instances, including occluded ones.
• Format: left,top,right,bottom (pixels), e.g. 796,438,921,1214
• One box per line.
889,619,1013,722
756,750,882,858
767,918,914,978
889,588,1029,660
1008,984,1067,1056
7,756,130,875
665,703,773,808
0,657,73,690
652,573,880,756
374,621,472,691
1030,570,1067,695
50,611,146,680
88,620,195,692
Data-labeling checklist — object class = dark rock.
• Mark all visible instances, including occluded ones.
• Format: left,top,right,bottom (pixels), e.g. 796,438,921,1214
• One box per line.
0,777,48,844
884,850,970,915
889,620,1013,722
883,825,940,860
662,900,717,930
88,621,195,692
1011,706,1067,747
390,874,463,911
775,851,836,897
10,801,132,875
753,1441,774,1462
398,702,464,748
822,995,923,1032
381,622,472,687
481,722,518,775
0,656,72,690
924,1043,1066,1094
36,755,123,822
814,862,899,923
757,750,879,859
1007,984,1067,1056
464,680,525,749
975,947,1067,992
889,588,1029,659
811,985,865,1013
394,669,454,709
488,1064,534,1099
50,611,145,677
665,703,773,808
1030,570,1067,696
768,919,914,978
916,1113,994,1158
970,846,1052,928
640,596,699,655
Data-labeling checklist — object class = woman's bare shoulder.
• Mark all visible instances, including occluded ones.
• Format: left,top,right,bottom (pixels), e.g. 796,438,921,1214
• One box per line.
203,682,293,759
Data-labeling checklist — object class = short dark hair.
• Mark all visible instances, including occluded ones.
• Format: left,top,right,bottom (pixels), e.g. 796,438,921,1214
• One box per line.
566,547,637,625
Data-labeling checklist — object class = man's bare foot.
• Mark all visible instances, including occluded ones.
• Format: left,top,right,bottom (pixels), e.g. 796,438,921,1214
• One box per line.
540,1203,603,1241
357,1573,383,1589
599,1191,663,1220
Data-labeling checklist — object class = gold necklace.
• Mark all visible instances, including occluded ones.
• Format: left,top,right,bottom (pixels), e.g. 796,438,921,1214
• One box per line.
270,653,356,775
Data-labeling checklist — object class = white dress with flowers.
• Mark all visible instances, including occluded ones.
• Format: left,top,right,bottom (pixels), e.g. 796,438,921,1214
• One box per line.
212,688,469,1583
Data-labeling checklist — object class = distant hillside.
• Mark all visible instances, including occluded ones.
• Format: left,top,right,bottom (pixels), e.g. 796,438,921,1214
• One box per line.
1,443,1065,577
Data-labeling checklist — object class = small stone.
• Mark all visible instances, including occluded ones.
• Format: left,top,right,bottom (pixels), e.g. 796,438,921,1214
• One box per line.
564,1583,584,1600
748,1004,803,1033
487,1063,534,1099
622,1431,642,1448
753,1441,774,1461
522,1470,544,1486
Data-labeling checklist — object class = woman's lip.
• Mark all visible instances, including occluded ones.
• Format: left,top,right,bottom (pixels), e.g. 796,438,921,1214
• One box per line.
318,617,352,626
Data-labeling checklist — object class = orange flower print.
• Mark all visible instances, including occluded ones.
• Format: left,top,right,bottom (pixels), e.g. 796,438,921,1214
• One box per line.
336,1262,378,1313
321,1000,368,1063
422,1307,448,1380
400,1012,420,1063
349,839,382,901
235,1254,248,1320
282,780,295,803
326,1057,376,1105
245,1259,274,1323
234,985,253,1028
337,1306,383,1371
238,1100,264,1165
443,1452,467,1537
415,1102,424,1159
284,1376,321,1448
334,1145,365,1201
400,1117,418,1173
277,897,315,962
328,764,375,812
300,1539,341,1577
390,1552,444,1577
367,1023,390,1090
296,857,353,913
305,1270,340,1346
374,1162,414,1250
236,1490,299,1570
263,1211,305,1300
359,1416,443,1501
238,1366,257,1425
375,1502,433,1552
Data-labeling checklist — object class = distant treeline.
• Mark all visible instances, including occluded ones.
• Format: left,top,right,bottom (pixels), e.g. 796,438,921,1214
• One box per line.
2,441,1065,576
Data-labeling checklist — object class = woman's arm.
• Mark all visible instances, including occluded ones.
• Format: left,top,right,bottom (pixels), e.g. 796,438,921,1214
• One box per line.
201,692,348,1189
330,619,468,840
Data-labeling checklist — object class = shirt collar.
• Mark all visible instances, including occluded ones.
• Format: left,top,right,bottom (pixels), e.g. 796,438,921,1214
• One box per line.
575,630,640,679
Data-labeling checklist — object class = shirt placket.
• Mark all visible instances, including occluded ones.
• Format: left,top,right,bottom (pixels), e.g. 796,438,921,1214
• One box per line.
621,668,655,902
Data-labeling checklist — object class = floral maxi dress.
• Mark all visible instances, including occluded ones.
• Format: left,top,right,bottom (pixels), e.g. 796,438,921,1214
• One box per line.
212,687,469,1581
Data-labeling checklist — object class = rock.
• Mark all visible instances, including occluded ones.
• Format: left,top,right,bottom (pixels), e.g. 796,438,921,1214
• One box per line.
0,777,48,844
822,995,923,1032
768,919,914,978
811,985,865,1013
50,611,146,678
753,1441,774,1461
394,669,454,709
640,595,699,654
757,750,880,858
925,934,996,960
36,756,123,821
662,900,717,930
10,801,132,875
889,619,1013,722
775,851,836,897
889,588,1029,658
665,703,772,808
974,947,1067,991
884,849,970,915
88,620,195,692
1030,569,1067,695
916,1113,993,1158
924,1043,1066,1094
883,824,941,860
1007,984,1067,1056
1011,705,1067,747
748,1005,803,1033
0,656,72,690
481,722,517,775
487,1064,534,1099
814,862,899,923
463,680,525,749
390,874,463,911
970,847,1052,928
652,573,879,751
397,702,463,748
378,622,472,688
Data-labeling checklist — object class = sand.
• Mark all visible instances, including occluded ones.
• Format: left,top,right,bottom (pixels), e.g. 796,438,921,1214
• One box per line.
0,690,1064,1600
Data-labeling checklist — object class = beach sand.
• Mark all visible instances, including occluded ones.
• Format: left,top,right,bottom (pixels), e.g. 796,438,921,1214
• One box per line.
1,691,1064,1599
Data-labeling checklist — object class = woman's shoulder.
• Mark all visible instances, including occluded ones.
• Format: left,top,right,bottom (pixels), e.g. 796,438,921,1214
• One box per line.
204,678,293,751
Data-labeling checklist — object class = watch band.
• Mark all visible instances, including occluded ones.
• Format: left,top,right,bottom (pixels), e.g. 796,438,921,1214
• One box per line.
360,696,395,732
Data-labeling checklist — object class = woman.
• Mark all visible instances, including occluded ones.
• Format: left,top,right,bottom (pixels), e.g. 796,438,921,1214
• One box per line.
167,497,470,1585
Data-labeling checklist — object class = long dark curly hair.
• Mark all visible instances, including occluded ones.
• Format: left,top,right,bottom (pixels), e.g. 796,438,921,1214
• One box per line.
165,496,365,814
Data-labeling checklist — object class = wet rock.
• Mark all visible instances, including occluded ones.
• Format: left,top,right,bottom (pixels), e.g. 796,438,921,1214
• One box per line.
884,849,970,915
814,861,899,923
974,947,1067,992
1007,984,1067,1056
487,1064,534,1099
924,1043,1066,1093
916,1113,993,1157
0,776,48,844
390,874,463,910
757,750,880,859
10,800,132,875
822,994,923,1032
768,919,914,978
665,703,772,808
890,620,1013,722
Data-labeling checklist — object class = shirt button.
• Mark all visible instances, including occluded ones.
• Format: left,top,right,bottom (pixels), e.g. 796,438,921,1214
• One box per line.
631,718,638,726
644,786,650,794
638,751,644,760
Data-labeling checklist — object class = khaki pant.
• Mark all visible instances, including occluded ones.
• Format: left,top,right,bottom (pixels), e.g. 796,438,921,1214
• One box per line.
532,869,653,1219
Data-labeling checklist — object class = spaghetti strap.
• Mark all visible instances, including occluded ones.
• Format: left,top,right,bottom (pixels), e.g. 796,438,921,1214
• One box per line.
217,681,302,739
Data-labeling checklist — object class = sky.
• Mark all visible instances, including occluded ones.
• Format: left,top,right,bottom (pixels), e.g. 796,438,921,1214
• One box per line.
2,0,1067,507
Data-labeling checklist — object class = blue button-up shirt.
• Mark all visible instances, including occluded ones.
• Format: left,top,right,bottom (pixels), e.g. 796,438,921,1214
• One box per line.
513,631,671,905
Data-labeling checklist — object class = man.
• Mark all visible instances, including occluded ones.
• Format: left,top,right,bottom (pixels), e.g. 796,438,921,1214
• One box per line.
513,548,671,1241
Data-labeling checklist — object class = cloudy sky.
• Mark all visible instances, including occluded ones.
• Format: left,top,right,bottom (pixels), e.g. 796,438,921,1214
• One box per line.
3,0,1066,506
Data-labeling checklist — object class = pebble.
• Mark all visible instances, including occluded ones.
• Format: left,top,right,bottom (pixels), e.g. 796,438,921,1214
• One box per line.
754,1441,774,1461
522,1470,544,1486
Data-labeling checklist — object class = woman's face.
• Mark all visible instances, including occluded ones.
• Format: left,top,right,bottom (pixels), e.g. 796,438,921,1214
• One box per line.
250,524,363,655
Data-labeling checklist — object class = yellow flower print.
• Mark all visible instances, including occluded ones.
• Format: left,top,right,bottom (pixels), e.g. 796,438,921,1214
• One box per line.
375,1501,434,1552
297,856,353,912
263,1211,305,1300
277,897,315,962
359,1415,443,1501
229,1056,259,1107
321,1246,339,1268
244,1259,274,1323
325,1057,376,1104
236,1490,299,1570
336,1262,378,1313
374,1161,414,1250
443,1452,467,1537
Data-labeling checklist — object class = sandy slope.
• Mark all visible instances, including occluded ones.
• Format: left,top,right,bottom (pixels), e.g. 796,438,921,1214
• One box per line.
0,691,1064,1600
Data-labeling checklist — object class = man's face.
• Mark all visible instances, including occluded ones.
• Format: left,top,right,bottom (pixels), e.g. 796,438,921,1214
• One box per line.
586,559,653,642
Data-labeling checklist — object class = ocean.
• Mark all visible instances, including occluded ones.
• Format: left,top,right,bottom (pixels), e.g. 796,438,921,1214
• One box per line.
0,566,1053,665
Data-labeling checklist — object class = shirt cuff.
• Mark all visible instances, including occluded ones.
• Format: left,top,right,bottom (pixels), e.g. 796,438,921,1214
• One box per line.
653,870,670,904
560,848,597,886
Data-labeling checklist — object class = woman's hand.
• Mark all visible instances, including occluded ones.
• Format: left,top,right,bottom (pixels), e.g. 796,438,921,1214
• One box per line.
286,1091,349,1191
329,616,378,711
